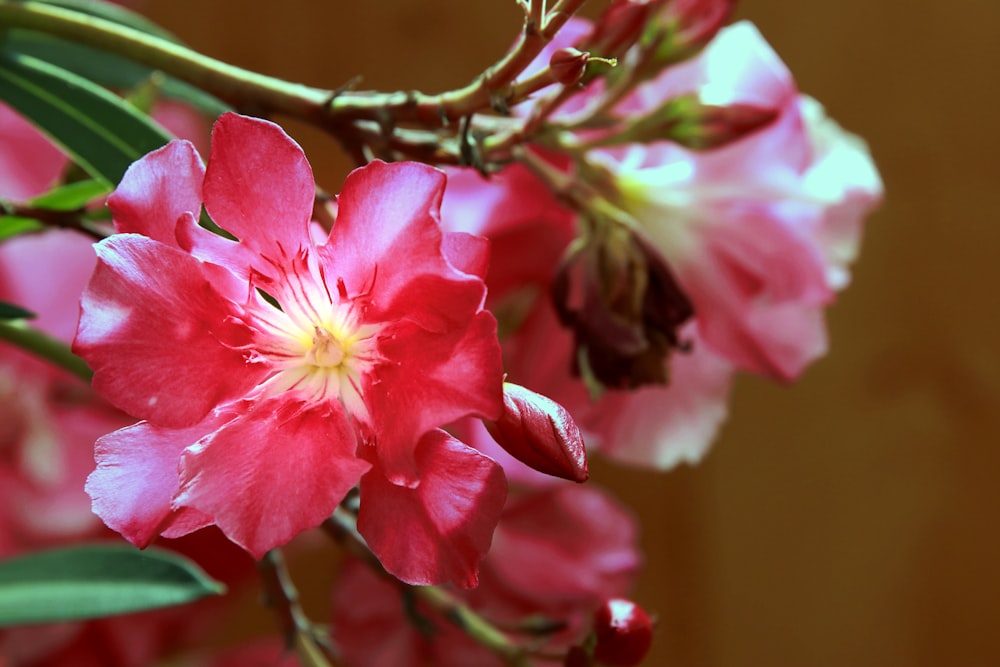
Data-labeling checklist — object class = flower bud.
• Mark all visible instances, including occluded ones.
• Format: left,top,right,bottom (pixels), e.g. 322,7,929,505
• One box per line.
551,220,693,391
612,94,779,150
486,382,589,483
586,0,663,60
592,598,654,667
550,48,592,87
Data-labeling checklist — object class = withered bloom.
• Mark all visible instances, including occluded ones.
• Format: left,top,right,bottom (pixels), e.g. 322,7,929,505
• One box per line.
551,219,694,391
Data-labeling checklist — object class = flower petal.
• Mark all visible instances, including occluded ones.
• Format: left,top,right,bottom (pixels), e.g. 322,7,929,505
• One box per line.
108,139,205,248
584,327,734,468
358,430,508,587
85,413,229,548
329,160,484,330
73,234,263,426
203,112,314,255
174,397,370,559
368,310,503,483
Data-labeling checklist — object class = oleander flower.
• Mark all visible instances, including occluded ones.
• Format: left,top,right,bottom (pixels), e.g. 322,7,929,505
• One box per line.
75,112,507,586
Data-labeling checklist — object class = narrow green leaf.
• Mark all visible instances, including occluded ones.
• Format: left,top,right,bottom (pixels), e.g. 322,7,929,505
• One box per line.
0,51,172,187
0,300,36,320
0,544,226,627
28,179,110,210
3,31,229,115
0,215,44,241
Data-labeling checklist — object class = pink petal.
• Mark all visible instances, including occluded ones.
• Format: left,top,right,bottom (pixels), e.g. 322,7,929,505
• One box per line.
681,208,832,380
85,413,230,548
73,235,263,426
368,311,503,483
0,102,68,200
174,396,370,559
203,113,314,255
357,430,508,587
108,139,204,247
486,486,641,607
442,231,490,282
328,160,485,330
583,328,734,468
0,230,97,342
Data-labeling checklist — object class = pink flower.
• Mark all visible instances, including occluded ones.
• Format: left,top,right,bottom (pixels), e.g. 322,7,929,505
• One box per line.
599,21,883,381
440,22,882,469
0,231,134,554
75,112,507,586
331,484,641,667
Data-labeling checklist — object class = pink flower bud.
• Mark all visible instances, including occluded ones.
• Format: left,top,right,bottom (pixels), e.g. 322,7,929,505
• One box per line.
550,48,591,87
486,383,589,483
592,598,654,667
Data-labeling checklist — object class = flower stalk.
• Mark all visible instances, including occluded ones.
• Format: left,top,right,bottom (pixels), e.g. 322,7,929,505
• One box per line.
0,318,92,381
324,508,533,667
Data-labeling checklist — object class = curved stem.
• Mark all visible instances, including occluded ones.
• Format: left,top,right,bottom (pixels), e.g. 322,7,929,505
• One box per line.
324,508,532,667
0,1,334,120
0,319,92,382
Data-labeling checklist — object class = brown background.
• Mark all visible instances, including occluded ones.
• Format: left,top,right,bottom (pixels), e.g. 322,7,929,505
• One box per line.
142,1,1000,665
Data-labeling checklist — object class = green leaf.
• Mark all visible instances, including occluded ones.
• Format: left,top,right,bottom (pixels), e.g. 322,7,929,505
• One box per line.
0,216,44,241
28,179,110,210
0,300,36,320
3,32,229,116
0,1,229,115
0,544,226,627
0,51,173,187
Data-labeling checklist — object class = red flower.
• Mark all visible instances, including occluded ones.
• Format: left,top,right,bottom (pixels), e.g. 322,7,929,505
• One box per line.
75,113,507,586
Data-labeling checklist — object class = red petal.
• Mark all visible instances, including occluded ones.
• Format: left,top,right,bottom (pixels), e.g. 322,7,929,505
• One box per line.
108,139,204,247
174,397,370,559
358,431,507,587
73,235,264,426
368,311,503,484
486,383,588,483
85,413,231,548
328,160,485,330
203,113,314,255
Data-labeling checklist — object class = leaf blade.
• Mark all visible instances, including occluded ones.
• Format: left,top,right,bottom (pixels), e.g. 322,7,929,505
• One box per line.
0,544,226,627
0,51,173,187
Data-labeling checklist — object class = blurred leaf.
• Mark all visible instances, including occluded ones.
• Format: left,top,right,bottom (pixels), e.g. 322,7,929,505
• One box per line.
0,544,226,627
0,52,172,186
0,300,36,320
29,179,110,210
3,32,229,116
0,216,44,241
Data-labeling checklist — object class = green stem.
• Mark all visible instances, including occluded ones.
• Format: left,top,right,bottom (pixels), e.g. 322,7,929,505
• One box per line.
0,1,334,121
0,319,92,382
259,550,340,667
0,0,586,135
324,509,532,667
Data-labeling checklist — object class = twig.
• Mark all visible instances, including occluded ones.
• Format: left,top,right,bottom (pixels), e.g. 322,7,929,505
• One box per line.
323,509,533,667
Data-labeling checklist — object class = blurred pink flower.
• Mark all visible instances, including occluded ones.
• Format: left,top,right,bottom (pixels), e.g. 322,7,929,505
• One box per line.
441,22,882,469
75,112,507,586
331,484,641,667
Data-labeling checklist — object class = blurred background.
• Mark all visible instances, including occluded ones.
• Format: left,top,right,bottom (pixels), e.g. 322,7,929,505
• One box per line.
140,1,1000,665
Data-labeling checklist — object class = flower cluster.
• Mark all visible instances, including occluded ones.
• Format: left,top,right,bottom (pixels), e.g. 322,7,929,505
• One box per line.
0,0,884,664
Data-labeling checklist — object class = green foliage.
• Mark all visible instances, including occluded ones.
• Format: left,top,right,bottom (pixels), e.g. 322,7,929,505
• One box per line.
0,51,172,187
0,543,226,627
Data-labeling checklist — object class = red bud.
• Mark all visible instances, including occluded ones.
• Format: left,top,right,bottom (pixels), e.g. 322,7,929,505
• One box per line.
550,47,591,86
486,383,589,483
593,598,654,667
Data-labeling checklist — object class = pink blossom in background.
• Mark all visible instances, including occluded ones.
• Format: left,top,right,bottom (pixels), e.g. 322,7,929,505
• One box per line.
331,484,641,667
76,112,507,586
441,21,882,469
